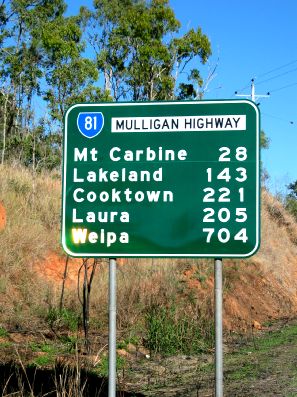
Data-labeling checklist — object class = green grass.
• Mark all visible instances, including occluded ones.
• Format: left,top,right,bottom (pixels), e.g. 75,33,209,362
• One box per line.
29,342,59,354
145,303,213,356
233,322,297,356
117,335,140,350
30,354,54,367
96,355,126,377
46,307,80,332
227,360,260,381
223,321,297,392
0,326,8,338
188,321,297,393
29,336,78,357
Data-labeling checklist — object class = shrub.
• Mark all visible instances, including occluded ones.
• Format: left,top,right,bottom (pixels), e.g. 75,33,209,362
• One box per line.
144,303,213,356
46,308,80,332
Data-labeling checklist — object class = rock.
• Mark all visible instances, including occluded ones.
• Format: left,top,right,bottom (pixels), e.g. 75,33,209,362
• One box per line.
252,320,262,330
117,349,133,359
126,343,150,358
138,346,150,357
126,343,137,353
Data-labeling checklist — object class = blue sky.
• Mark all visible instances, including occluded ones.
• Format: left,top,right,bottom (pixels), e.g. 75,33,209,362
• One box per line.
67,0,297,194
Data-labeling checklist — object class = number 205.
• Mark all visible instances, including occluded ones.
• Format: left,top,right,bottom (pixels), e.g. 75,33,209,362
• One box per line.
203,208,247,223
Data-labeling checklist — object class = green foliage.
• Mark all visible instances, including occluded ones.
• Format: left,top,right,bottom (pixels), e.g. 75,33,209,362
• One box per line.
59,335,78,353
117,334,140,350
4,121,60,170
41,14,105,123
286,198,297,221
0,0,211,168
144,304,213,356
91,0,211,101
29,342,58,355
0,326,8,337
287,181,297,199
31,354,54,367
260,130,269,149
285,181,297,221
28,341,60,367
97,354,126,377
46,307,80,332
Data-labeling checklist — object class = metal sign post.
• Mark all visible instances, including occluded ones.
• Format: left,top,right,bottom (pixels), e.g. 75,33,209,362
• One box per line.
108,258,117,397
215,258,223,397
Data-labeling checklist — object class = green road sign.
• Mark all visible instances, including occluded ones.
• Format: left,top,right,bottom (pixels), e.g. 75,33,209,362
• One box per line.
62,100,260,258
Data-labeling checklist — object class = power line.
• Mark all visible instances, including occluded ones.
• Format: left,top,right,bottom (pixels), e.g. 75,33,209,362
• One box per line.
262,112,294,125
235,79,269,102
257,67,297,85
257,59,297,79
232,81,250,97
269,81,297,93
233,60,297,96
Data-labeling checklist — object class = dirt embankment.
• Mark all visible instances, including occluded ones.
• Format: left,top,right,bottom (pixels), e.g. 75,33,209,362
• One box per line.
1,169,297,334
181,190,297,331
30,189,297,333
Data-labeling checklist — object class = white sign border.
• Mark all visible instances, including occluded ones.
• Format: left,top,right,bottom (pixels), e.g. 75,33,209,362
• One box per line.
62,100,260,258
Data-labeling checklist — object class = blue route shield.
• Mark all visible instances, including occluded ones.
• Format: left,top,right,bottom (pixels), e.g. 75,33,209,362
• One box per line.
77,112,104,138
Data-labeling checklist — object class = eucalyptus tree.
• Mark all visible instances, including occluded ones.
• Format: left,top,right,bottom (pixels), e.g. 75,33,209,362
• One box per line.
0,0,106,164
88,0,211,101
0,0,67,164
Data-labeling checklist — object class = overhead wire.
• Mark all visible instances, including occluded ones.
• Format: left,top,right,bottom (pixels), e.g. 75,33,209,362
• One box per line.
256,67,297,85
233,60,297,125
262,112,294,125
256,59,297,79
269,81,297,93
231,81,251,97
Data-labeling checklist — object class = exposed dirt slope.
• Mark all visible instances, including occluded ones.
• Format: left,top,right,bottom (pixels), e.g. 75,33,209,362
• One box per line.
31,188,297,332
224,189,297,330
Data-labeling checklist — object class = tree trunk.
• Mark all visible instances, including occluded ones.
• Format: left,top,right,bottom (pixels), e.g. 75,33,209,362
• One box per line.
104,67,111,93
80,259,97,353
59,255,69,311
1,94,8,165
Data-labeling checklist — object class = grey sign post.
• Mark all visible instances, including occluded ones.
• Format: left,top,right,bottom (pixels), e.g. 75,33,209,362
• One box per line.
215,258,223,397
108,258,117,397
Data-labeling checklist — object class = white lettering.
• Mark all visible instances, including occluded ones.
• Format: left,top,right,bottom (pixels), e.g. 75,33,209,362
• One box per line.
111,115,246,132
74,148,87,161
89,232,98,243
72,228,87,243
72,208,83,222
107,232,116,247
73,188,84,202
73,168,84,182
87,171,96,182
119,232,129,244
110,147,121,161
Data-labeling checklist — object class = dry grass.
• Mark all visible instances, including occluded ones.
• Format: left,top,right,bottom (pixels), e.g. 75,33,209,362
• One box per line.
0,165,61,327
1,165,297,352
0,164,215,344
0,165,61,264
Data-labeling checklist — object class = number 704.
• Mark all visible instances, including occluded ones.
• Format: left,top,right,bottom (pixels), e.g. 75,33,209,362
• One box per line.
203,228,248,243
